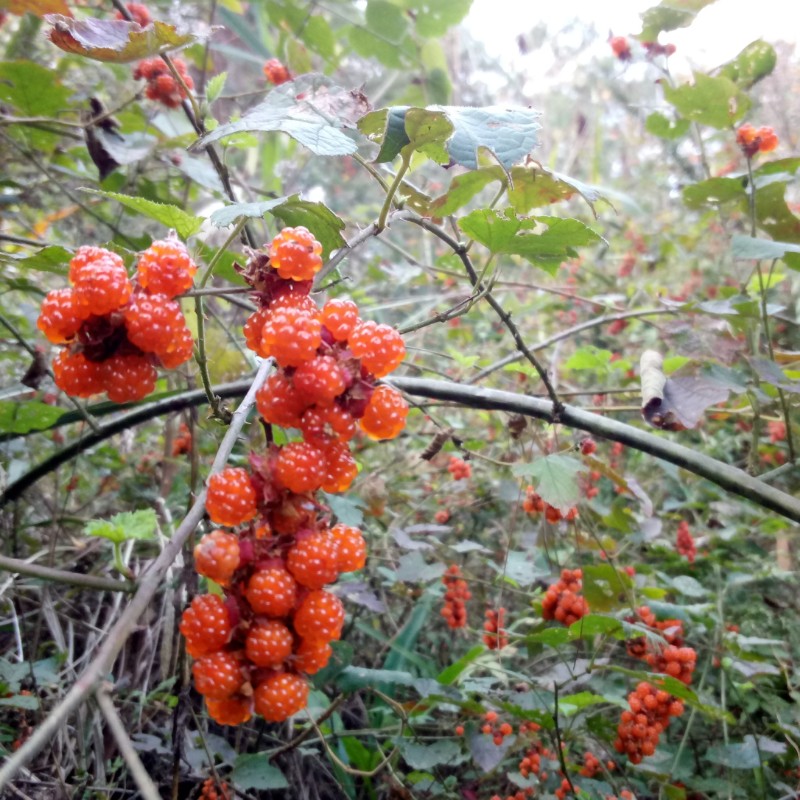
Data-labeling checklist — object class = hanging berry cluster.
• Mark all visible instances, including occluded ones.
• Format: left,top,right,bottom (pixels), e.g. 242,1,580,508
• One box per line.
37,237,196,402
440,564,470,629
614,681,685,764
134,57,194,108
736,123,778,157
626,606,696,685
483,607,508,649
522,487,578,523
675,519,696,563
447,456,471,480
541,568,590,626
180,226,408,726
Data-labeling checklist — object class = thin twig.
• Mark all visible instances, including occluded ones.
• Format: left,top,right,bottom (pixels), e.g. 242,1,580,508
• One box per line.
95,688,162,800
0,554,135,593
0,358,271,790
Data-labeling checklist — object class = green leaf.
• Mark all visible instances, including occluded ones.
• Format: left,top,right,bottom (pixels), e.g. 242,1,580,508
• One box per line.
85,509,158,545
337,666,418,691
682,177,745,209
383,595,434,673
662,72,750,129
508,166,608,216
301,15,336,60
639,0,717,40
568,614,624,639
404,107,453,164
511,454,584,513
14,246,73,275
360,105,541,168
205,72,228,104
564,346,613,372
46,16,198,62
270,196,346,259
645,112,691,140
670,575,708,598
718,40,776,89
705,739,763,770
409,0,472,37
581,564,634,612
85,190,204,239
209,198,288,228
558,691,608,712
0,61,73,117
366,0,409,44
730,235,800,261
0,401,65,434
430,167,505,215
400,740,465,770
0,694,39,710
437,645,484,685
192,74,364,157
754,182,800,264
232,754,289,790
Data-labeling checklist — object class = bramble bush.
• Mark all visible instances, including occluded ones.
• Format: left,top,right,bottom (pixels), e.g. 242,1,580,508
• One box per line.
0,1,799,799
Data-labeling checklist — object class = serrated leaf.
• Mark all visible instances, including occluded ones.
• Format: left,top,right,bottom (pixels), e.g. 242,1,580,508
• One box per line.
682,177,745,209
400,740,464,770
360,105,540,168
639,0,716,40
0,401,65,434
731,234,800,261
209,198,288,228
508,166,607,216
511,454,584,513
645,112,691,140
568,614,624,639
85,509,158,545
192,74,366,157
662,72,750,129
718,40,776,89
14,245,73,275
205,72,227,104
581,565,633,612
85,190,204,238
232,755,289,790
269,195,346,259
437,645,484,685
564,346,613,371
46,16,198,62
430,167,505,215
558,691,608,711
0,60,73,117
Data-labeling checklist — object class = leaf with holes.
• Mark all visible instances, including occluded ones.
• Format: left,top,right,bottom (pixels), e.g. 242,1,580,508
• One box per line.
662,72,750,129
718,40,776,89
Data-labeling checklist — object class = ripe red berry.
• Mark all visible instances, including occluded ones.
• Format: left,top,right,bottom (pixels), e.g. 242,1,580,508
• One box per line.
348,320,405,377
205,695,253,726
246,566,297,617
38,288,90,344
292,589,345,644
245,620,294,667
243,307,271,358
193,530,241,586
101,353,157,402
115,2,151,26
359,385,408,440
192,651,243,699
261,305,322,368
321,298,360,342
287,532,340,589
263,58,292,86
275,442,326,493
293,355,347,403
123,293,185,354
69,247,132,315
206,467,258,527
136,237,197,298
300,403,356,447
294,639,333,675
253,673,309,722
256,372,308,428
268,227,323,282
321,441,358,493
52,350,104,398
330,524,366,573
157,325,194,369
179,594,233,657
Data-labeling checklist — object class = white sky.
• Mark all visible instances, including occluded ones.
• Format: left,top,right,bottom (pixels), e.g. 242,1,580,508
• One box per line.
465,0,799,75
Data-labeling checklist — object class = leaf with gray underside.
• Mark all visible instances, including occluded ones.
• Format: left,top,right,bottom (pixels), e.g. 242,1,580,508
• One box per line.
192,74,367,156
749,357,800,393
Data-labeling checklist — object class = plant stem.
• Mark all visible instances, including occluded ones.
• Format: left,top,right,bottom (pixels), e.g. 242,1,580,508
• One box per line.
0,554,134,593
376,155,410,232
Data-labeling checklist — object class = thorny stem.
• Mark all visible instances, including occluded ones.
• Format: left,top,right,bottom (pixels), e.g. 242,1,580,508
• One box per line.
194,293,232,423
0,358,272,789
402,213,565,418
197,219,248,288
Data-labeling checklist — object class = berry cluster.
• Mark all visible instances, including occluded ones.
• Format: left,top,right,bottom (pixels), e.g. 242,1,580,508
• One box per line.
447,456,471,480
481,710,514,746
626,605,696,684
519,740,555,780
522,487,578,523
263,58,292,86
610,36,632,60
116,2,151,26
199,777,232,800
37,238,196,402
483,607,508,650
579,751,601,778
441,564,470,629
244,227,408,457
736,124,779,157
642,40,676,58
542,569,590,626
614,681,684,764
180,464,368,725
676,520,696,563
134,57,194,108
